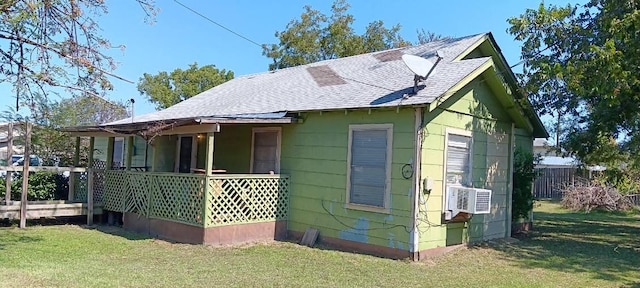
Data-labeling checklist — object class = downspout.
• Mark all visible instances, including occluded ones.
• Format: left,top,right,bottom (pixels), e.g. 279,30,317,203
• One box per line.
410,107,424,260
506,123,515,238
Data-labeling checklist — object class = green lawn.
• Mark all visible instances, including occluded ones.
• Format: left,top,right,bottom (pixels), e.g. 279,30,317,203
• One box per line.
0,202,638,288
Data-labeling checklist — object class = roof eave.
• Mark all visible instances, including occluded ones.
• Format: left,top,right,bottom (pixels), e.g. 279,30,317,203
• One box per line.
464,32,548,138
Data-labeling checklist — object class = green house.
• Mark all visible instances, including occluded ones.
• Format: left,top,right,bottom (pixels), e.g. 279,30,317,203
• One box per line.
67,32,547,260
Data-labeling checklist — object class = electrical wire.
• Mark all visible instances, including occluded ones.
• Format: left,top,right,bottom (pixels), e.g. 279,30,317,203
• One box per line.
320,199,413,234
173,0,263,49
416,193,445,231
172,0,544,107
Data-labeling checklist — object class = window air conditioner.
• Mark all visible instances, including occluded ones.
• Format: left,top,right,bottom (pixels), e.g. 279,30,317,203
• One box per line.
446,186,492,218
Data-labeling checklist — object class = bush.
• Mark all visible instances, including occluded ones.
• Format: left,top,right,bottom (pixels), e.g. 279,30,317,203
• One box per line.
561,179,633,212
593,168,640,195
0,171,68,201
512,148,538,221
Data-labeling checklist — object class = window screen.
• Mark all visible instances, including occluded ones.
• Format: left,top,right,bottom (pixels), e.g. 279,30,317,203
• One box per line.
446,134,471,185
252,131,279,174
349,128,390,207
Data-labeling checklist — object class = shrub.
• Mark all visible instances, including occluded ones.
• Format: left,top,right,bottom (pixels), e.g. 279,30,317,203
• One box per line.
592,168,640,195
512,148,538,221
0,171,68,201
561,179,633,212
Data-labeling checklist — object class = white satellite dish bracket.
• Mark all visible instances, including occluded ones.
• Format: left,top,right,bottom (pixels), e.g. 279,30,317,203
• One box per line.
402,52,443,94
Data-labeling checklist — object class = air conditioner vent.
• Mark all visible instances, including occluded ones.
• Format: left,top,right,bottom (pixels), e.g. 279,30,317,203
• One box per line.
446,186,492,216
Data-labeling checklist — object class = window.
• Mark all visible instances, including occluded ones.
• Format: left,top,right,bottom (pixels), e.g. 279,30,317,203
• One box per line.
347,124,393,210
445,131,472,186
251,128,281,174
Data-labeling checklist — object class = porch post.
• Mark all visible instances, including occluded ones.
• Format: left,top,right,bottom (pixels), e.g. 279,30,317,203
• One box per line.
125,136,133,171
19,122,31,229
69,137,81,201
203,133,215,228
88,137,95,169
205,133,215,175
4,122,13,204
106,137,114,170
87,137,95,225
105,137,114,225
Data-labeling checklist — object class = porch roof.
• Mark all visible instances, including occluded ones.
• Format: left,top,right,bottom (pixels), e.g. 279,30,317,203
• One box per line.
62,112,296,136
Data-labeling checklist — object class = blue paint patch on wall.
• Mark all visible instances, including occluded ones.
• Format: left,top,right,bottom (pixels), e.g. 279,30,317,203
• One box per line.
384,214,393,223
387,232,396,248
339,217,369,243
396,241,405,250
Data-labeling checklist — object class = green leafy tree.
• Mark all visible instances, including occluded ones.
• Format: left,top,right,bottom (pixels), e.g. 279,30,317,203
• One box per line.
416,28,451,44
138,63,234,110
508,0,640,167
262,0,412,70
0,0,155,111
29,95,128,166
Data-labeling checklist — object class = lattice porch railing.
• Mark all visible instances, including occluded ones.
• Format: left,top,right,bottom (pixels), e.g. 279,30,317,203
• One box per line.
103,170,206,226
205,175,289,227
102,171,290,228
73,160,106,203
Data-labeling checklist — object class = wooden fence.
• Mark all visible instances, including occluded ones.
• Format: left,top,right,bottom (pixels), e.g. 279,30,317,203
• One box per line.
628,194,640,207
533,168,640,207
533,167,580,199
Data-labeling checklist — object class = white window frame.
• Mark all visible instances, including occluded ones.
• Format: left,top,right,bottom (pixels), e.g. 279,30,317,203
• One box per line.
250,127,282,174
174,134,198,173
345,124,393,213
442,128,473,210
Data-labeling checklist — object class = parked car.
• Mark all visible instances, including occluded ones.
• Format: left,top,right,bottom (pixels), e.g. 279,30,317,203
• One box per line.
1,155,46,178
11,154,42,166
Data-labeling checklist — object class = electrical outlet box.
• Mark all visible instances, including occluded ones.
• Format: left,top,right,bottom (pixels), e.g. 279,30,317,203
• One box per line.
444,210,452,220
422,177,434,194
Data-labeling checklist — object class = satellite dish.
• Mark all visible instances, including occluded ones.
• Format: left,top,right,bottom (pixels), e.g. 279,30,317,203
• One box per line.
401,54,442,94
402,54,434,78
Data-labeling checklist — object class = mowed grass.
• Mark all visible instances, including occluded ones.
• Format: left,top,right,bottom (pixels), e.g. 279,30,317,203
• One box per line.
0,202,638,288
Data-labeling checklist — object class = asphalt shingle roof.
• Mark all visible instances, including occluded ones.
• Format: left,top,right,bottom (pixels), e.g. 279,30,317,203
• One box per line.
108,33,489,126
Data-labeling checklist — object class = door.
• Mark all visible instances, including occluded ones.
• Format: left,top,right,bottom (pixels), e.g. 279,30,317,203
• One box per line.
177,136,195,173
251,128,281,174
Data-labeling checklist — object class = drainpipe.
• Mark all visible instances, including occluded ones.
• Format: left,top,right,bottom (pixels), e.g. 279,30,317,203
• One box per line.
410,107,424,260
506,123,515,238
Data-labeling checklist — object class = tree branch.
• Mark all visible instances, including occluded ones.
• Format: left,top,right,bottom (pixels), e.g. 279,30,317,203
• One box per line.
0,32,133,84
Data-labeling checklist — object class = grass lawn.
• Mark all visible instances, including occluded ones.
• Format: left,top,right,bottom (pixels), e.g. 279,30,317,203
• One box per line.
0,201,638,287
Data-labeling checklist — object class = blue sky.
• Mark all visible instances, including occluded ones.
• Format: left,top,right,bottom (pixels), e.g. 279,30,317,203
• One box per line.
2,0,579,117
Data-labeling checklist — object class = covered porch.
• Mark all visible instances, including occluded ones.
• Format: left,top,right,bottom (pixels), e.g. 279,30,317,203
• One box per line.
66,114,295,245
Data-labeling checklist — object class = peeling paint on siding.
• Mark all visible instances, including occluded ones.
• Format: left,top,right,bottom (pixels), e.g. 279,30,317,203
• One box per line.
339,217,369,243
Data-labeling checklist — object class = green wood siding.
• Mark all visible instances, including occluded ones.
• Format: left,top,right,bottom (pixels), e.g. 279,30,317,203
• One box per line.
281,109,415,251
93,137,108,162
418,78,524,251
93,136,149,168
213,125,252,173
515,128,533,152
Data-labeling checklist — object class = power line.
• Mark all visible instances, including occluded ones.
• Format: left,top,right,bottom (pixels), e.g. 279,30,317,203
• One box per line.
173,0,263,49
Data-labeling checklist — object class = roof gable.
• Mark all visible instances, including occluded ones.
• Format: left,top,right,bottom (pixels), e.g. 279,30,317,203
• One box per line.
452,34,548,138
